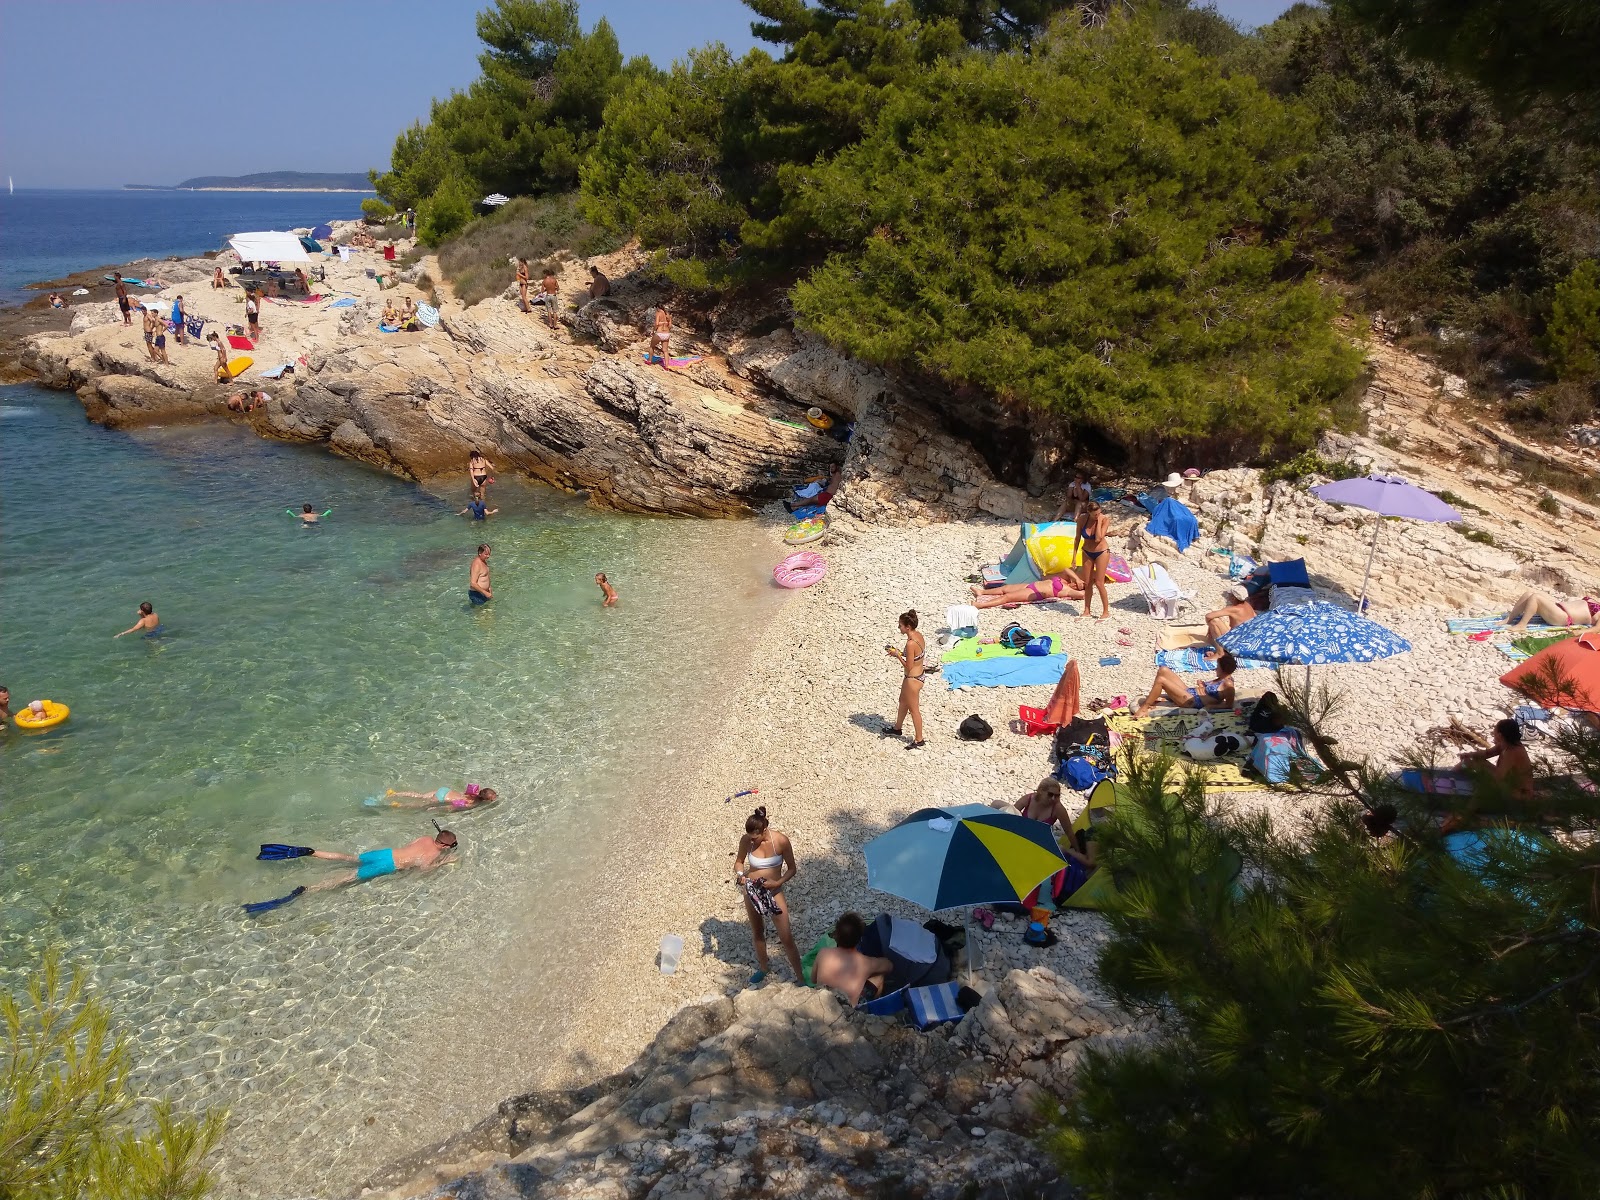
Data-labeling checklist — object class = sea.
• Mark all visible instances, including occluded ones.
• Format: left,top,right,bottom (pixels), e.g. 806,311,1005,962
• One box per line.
0,192,786,1196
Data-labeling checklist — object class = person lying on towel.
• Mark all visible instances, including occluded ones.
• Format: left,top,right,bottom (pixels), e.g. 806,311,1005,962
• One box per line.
1132,652,1237,718
968,570,1085,608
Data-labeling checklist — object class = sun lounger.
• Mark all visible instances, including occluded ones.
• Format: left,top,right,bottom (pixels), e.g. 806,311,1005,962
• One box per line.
1130,563,1194,620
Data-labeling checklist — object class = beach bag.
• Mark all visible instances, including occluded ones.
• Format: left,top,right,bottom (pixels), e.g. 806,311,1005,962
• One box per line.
958,714,994,742
999,622,1032,649
1061,755,1108,791
1053,716,1109,761
1251,729,1320,785
1248,693,1286,734
1022,635,1053,657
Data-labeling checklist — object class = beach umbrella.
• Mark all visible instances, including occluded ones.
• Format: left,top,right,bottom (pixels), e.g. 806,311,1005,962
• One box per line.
299,236,324,254
482,193,510,207
1219,600,1411,689
1500,629,1600,711
311,223,333,240
1309,474,1461,606
864,803,1066,911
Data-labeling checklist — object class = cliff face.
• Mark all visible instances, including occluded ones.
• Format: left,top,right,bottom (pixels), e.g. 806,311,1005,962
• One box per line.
15,240,1036,521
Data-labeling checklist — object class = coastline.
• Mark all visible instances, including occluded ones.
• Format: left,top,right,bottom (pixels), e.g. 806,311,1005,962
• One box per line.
122,187,374,193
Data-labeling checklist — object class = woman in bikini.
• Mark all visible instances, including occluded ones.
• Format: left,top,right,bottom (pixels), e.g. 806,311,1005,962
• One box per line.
1074,500,1112,619
1505,589,1600,632
969,570,1084,608
372,784,499,811
1015,776,1073,829
468,450,493,501
1052,470,1093,525
734,806,803,984
1132,652,1237,718
883,609,927,749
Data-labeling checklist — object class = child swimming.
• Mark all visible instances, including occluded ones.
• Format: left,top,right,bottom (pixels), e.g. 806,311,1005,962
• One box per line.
367,784,499,811
596,572,618,607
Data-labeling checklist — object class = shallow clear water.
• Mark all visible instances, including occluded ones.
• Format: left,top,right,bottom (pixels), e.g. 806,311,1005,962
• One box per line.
0,385,784,1195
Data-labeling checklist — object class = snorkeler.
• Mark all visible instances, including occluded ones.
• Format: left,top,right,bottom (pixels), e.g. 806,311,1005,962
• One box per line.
368,784,499,811
288,504,332,525
114,601,162,638
245,825,459,914
596,572,619,607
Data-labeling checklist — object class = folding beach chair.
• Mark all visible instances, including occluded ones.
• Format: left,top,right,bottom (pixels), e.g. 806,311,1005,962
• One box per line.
1130,563,1195,621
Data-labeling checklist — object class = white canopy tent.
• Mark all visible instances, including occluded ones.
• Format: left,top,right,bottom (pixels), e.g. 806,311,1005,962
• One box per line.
228,231,311,264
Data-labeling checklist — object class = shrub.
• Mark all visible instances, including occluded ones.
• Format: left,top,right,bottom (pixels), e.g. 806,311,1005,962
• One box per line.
1504,380,1598,432
1260,449,1362,485
1458,525,1497,545
437,193,619,306
1547,261,1600,381
1538,494,1562,515
417,176,475,247
1,952,226,1199
360,197,396,224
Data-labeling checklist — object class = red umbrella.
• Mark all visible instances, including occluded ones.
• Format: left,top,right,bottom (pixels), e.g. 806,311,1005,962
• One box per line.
1500,630,1600,711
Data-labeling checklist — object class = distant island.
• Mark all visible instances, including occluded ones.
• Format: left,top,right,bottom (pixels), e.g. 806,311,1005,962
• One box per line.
125,172,373,192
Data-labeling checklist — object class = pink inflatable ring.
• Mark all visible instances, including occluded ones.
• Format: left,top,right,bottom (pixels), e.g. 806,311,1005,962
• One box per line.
773,551,827,589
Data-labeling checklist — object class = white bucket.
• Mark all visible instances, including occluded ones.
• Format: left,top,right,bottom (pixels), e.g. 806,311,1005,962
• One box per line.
658,933,684,975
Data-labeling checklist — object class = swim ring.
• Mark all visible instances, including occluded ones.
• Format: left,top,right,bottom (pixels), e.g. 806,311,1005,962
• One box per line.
783,516,828,546
15,700,69,730
805,407,834,430
774,551,827,589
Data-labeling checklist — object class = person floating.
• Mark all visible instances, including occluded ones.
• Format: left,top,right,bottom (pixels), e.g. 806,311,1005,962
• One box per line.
114,601,162,639
595,572,618,607
1458,718,1535,806
968,572,1084,608
289,504,331,526
367,784,499,811
1131,652,1237,718
0,684,11,726
734,806,804,984
244,826,459,914
882,609,927,749
458,499,498,521
469,543,493,606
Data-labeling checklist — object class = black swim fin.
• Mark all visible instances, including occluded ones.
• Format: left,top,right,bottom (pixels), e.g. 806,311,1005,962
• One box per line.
257,844,315,861
242,886,306,915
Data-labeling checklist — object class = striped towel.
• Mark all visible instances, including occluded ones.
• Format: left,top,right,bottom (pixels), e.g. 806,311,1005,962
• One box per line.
1445,614,1551,634
1155,647,1273,672
908,982,965,1030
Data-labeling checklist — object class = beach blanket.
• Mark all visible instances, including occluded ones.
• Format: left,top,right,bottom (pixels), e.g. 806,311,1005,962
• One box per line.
643,353,704,366
1156,647,1274,673
1145,497,1200,553
327,297,358,309
227,335,254,350
378,324,400,333
1106,709,1262,794
1157,629,1211,651
939,635,1063,665
1396,767,1476,797
1445,614,1552,635
943,654,1067,690
1514,630,1577,657
258,362,295,380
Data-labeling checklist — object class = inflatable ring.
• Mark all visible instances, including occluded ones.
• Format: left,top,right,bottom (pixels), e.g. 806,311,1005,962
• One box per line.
805,407,834,430
783,516,828,546
15,700,70,730
774,551,827,589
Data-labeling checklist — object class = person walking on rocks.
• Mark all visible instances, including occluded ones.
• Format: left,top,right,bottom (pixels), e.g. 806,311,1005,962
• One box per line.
883,609,927,749
734,806,803,985
516,257,531,313
114,273,131,326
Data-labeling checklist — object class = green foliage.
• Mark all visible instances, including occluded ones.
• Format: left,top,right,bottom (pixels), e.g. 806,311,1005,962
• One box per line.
1259,448,1362,485
1538,493,1563,515
360,197,396,224
417,176,476,246
438,193,619,305
1547,260,1600,380
1459,525,1497,545
2,952,225,1200
371,0,638,213
783,16,1361,459
1052,696,1600,1198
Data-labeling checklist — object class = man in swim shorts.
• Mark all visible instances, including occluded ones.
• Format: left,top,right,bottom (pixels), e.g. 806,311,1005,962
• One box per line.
469,543,492,605
114,601,161,638
301,830,459,891
115,274,131,325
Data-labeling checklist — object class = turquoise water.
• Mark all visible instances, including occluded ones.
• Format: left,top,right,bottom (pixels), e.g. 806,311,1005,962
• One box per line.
0,385,784,1195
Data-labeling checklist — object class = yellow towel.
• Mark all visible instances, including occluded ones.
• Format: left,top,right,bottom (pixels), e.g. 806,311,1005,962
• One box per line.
1107,710,1264,794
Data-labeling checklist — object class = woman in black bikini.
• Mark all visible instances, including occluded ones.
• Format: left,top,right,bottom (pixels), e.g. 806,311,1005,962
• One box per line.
468,450,493,501
1074,500,1112,619
883,609,927,749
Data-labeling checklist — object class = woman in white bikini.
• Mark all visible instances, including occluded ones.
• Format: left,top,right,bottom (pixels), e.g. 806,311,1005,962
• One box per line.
883,609,927,749
734,806,803,984
1073,500,1112,619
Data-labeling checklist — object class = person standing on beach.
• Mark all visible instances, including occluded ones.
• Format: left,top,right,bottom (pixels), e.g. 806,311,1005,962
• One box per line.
469,544,493,606
734,806,804,984
883,609,927,749
245,290,261,341
114,274,131,325
650,305,673,369
142,306,160,362
539,268,561,329
207,332,230,380
1073,500,1112,619
516,257,531,313
151,312,169,364
171,294,187,346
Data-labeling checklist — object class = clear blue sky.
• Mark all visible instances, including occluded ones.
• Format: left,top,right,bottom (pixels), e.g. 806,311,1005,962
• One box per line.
0,0,1300,188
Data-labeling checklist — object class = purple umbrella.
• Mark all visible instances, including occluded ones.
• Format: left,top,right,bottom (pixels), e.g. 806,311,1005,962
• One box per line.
1310,474,1461,606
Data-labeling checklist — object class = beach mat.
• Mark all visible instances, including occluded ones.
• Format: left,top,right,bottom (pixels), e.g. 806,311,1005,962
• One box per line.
1396,767,1476,796
943,654,1067,690
1157,629,1211,651
1445,614,1552,635
643,353,704,367
1155,647,1273,672
227,335,254,350
1106,709,1263,794
940,635,1064,665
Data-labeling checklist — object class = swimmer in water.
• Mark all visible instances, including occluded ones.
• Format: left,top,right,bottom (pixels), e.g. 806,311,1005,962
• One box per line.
114,601,161,638
0,685,11,725
373,784,499,811
299,504,320,525
596,572,618,607
246,827,459,913
458,499,499,521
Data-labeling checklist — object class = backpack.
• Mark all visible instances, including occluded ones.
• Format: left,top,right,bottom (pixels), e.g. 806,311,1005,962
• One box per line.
1250,729,1320,785
1053,716,1110,762
1061,754,1110,790
999,622,1033,650
958,714,994,741
1248,693,1286,734
1022,635,1053,657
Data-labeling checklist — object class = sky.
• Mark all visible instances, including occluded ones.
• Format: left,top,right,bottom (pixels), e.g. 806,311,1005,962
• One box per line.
0,0,1300,189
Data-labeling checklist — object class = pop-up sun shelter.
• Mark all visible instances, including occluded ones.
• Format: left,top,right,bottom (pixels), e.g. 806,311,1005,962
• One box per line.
228,231,311,264
995,521,1083,583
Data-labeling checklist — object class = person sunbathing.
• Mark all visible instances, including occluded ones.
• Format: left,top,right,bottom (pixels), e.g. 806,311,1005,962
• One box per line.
1458,718,1535,806
381,301,401,327
969,571,1084,608
1505,589,1600,632
1132,652,1237,718
1205,589,1269,646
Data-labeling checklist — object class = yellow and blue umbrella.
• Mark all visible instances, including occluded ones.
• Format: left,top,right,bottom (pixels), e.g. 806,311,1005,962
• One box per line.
864,803,1068,910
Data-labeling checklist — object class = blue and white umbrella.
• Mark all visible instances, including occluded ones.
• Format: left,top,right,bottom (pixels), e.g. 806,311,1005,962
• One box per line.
1219,600,1410,686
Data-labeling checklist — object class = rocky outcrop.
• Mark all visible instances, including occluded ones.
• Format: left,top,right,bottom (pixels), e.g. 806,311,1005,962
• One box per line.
355,968,1141,1200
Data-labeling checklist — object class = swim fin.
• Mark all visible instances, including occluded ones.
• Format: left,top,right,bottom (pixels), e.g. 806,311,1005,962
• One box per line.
257,844,316,861
242,886,306,915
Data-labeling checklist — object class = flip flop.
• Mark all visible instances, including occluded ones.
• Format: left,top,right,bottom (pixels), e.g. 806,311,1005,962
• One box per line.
1116,638,1134,647
1118,627,1133,635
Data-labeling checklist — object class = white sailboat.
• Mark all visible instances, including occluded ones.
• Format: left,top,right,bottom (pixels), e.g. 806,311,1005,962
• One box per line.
7,177,12,195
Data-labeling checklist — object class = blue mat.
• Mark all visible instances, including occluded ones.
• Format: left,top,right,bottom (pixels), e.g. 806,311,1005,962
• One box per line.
1156,647,1273,672
327,297,357,309
943,654,1067,690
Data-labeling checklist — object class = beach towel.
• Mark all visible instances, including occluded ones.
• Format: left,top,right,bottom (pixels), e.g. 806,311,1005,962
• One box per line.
1145,497,1200,553
643,353,704,366
327,297,358,309
1043,659,1081,726
907,982,965,1030
943,654,1067,690
1107,709,1264,794
1156,647,1273,672
227,335,254,350
258,362,295,380
1445,614,1551,635
940,634,1064,665
1157,629,1211,651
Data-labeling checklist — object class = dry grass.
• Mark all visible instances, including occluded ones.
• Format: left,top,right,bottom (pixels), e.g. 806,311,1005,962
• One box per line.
438,195,620,307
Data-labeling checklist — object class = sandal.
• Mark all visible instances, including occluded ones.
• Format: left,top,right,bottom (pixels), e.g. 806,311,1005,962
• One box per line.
905,740,926,751
973,907,996,931
880,725,903,738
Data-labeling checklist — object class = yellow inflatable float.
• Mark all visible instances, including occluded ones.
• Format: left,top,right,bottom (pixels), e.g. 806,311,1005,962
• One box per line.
15,699,70,730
